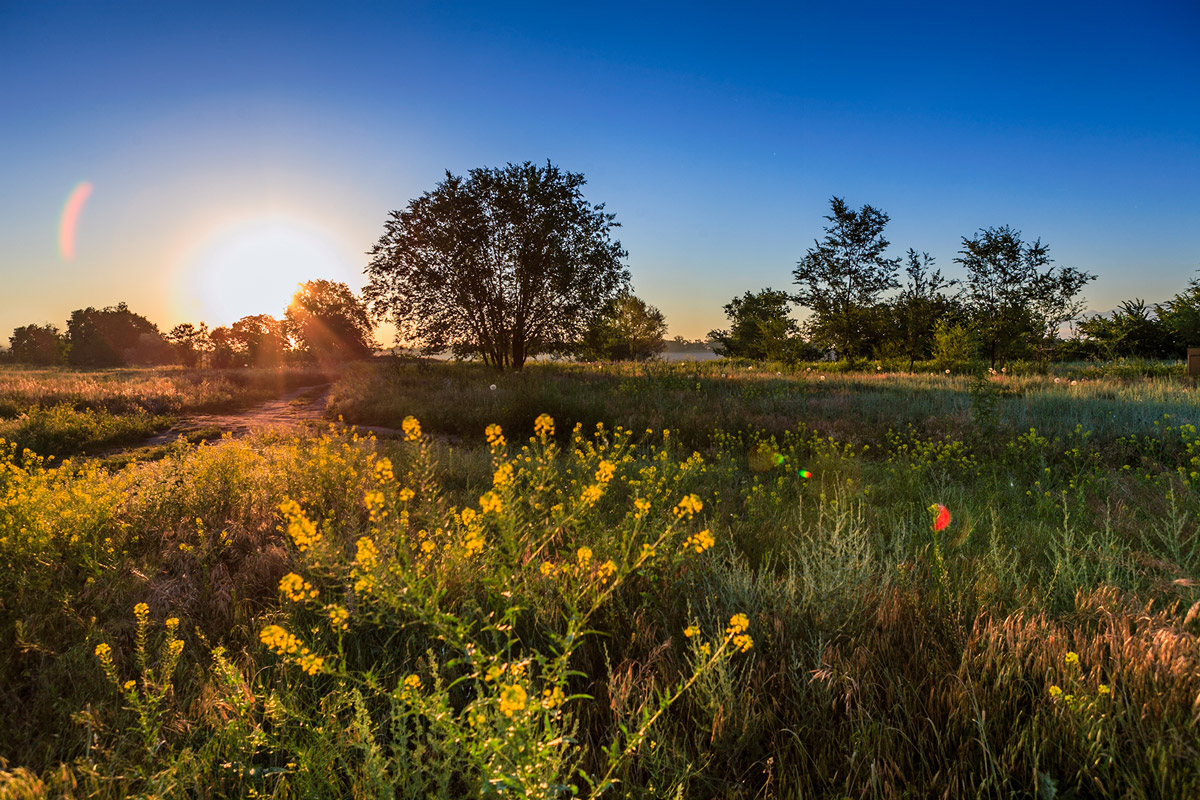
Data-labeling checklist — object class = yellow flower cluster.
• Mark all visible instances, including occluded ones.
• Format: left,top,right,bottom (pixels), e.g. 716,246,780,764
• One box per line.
353,537,379,594
726,613,753,652
403,674,422,692
328,605,349,631
401,416,422,442
595,460,616,483
499,683,528,716
133,602,150,621
633,498,651,519
279,499,321,552
1065,651,1080,667
94,642,112,661
485,423,506,447
541,686,565,709
683,529,715,554
534,414,555,439
398,487,415,502
479,491,503,514
581,484,603,506
683,625,700,638
493,462,514,487
165,617,179,632
674,494,703,519
576,546,593,567
373,457,395,483
597,560,617,582
260,625,325,675
279,572,318,602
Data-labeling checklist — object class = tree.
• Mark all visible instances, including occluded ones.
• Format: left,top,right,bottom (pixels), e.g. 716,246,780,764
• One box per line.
231,315,288,367
285,280,376,363
165,323,210,368
792,197,901,360
576,292,667,361
955,226,1094,368
9,324,67,365
1076,300,1175,360
66,303,173,367
1155,272,1200,356
364,161,630,370
892,249,958,368
708,289,809,361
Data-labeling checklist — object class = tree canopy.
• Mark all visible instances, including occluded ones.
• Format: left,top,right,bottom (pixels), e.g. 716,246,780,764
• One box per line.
364,161,630,370
285,280,376,363
9,323,67,365
709,289,809,361
66,303,173,367
576,292,667,361
792,197,901,359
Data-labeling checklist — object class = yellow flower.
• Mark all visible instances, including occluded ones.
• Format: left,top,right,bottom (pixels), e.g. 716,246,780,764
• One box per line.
297,653,325,675
597,560,617,581
485,424,505,446
279,572,318,602
633,498,651,519
726,613,749,635
542,686,565,709
479,491,503,514
123,679,136,691
420,539,436,554
404,674,422,691
169,639,185,657
492,463,514,487
260,625,302,655
397,487,415,502
94,643,112,660
674,494,703,519
540,561,557,577
499,684,527,716
1048,684,1063,698
576,546,593,567
462,528,485,557
1098,683,1111,695
279,499,321,552
460,507,478,526
1065,651,1080,667
133,602,150,621
581,483,603,506
401,416,422,442
328,605,350,631
165,617,179,631
595,460,616,483
683,625,700,638
534,414,555,439
683,529,715,554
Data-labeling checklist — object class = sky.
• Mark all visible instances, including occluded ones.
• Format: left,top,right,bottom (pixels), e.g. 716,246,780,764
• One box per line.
1,0,1198,344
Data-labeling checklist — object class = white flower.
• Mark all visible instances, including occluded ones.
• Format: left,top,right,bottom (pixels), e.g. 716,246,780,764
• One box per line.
490,384,497,391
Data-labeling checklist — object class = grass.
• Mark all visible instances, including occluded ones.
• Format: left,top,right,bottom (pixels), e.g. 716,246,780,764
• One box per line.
0,359,1198,798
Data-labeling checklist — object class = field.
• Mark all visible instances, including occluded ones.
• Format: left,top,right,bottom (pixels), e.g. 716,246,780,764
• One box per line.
2,359,1199,798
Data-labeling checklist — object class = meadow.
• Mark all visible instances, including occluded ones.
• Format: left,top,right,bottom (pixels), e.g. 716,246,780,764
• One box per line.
1,359,1198,798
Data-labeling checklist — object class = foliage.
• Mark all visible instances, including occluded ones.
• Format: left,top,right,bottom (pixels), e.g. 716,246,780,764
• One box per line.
1155,271,1200,353
164,323,210,368
892,249,958,367
955,226,1095,368
231,315,288,368
1076,299,1176,360
576,292,667,361
9,323,67,366
285,280,376,364
792,197,901,359
364,161,630,370
66,303,175,368
708,289,811,362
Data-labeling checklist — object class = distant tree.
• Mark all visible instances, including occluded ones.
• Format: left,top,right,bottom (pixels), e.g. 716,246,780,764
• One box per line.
576,292,667,361
955,226,1094,368
709,288,809,361
165,322,210,368
208,326,238,368
9,324,67,365
231,314,288,368
364,161,630,370
285,280,376,363
1155,272,1200,355
1076,300,1175,360
66,303,173,367
891,249,958,368
792,197,901,360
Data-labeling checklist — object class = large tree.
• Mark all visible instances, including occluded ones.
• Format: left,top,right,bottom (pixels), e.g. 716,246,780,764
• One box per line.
792,197,901,360
955,226,1094,367
708,288,807,361
285,280,376,363
364,161,630,370
892,249,958,369
576,291,667,361
66,303,173,367
9,323,67,365
232,314,288,368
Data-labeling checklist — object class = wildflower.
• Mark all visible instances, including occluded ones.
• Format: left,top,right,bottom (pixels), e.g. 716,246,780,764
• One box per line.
639,543,656,559
297,653,324,675
94,643,112,661
542,686,565,709
279,572,318,602
123,679,136,691
169,639,185,657
1098,683,1111,695
493,463,514,486
683,625,700,638
462,528,485,557
534,414,555,438
134,602,150,621
595,460,616,483
460,507,478,525
420,539,436,554
597,560,617,581
397,488,415,502
489,384,497,391
1065,651,1080,667
726,613,749,635
404,674,422,691
581,483,603,506
401,416,422,442
633,498,651,519
328,606,350,631
499,684,527,716
732,633,754,652
540,561,557,577
1070,380,1078,386
683,529,715,554
260,625,301,655
674,494,703,519
485,424,506,447
1048,685,1063,698
165,617,179,632
699,642,711,657
576,546,593,567
479,491,503,514
945,369,951,375
279,499,321,552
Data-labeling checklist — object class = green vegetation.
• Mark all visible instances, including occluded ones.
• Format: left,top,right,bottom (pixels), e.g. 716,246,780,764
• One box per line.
2,361,1199,798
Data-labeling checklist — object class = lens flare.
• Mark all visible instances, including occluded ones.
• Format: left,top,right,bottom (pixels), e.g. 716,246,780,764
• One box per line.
797,469,812,479
931,503,951,532
59,181,94,261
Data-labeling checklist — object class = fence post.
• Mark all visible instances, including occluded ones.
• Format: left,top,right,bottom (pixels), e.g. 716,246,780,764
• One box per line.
1189,347,1200,377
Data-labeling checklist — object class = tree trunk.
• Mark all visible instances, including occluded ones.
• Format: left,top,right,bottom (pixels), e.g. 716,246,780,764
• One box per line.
511,331,526,371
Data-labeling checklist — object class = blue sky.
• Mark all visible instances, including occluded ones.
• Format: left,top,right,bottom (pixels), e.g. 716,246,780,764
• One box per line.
1,0,1197,342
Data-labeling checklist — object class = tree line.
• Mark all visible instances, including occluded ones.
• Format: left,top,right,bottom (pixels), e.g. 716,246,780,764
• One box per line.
5,280,376,368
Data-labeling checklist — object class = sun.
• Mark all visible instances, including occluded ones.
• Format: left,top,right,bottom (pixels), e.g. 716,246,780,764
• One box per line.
174,216,359,327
